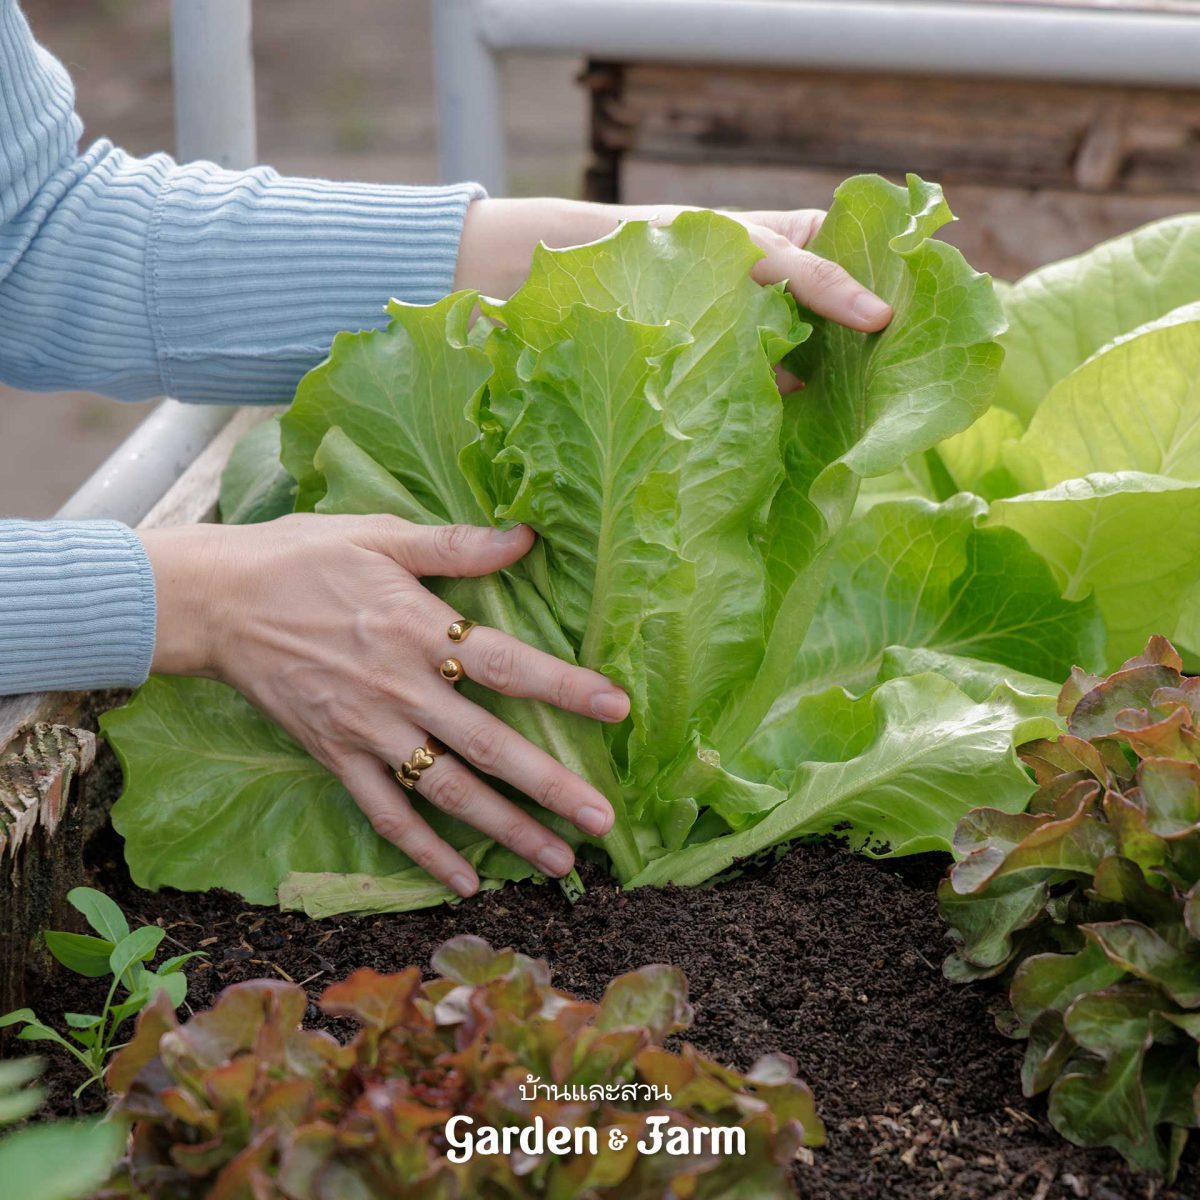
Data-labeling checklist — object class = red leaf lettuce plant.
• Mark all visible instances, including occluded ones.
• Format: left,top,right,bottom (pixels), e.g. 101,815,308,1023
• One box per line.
98,936,821,1198
941,637,1200,1176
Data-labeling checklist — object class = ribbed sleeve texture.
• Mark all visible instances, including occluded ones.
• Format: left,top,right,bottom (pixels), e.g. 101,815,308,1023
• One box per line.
150,166,482,403
0,0,484,695
0,521,155,692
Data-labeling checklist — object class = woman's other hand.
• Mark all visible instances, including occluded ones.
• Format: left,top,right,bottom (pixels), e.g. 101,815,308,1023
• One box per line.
139,515,628,898
454,197,893,332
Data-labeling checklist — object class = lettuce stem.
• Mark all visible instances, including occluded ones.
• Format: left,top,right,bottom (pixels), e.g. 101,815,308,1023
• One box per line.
711,547,834,762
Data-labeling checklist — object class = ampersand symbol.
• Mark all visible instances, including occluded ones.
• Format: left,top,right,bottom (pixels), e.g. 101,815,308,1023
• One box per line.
608,1128,628,1151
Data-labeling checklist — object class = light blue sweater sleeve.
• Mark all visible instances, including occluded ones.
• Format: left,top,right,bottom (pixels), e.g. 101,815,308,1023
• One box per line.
0,0,485,696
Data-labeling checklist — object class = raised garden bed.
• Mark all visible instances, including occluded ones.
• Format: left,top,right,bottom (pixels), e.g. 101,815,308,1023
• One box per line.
29,738,1195,1200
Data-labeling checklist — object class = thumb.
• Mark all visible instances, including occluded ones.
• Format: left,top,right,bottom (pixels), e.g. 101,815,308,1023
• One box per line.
391,521,535,578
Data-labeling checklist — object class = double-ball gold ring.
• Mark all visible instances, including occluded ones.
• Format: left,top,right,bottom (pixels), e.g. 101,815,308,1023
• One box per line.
439,617,477,682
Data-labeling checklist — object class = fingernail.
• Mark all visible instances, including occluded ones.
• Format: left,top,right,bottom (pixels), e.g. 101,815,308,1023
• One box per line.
591,691,629,721
492,524,529,544
537,845,574,877
450,872,478,897
852,292,891,327
578,804,612,837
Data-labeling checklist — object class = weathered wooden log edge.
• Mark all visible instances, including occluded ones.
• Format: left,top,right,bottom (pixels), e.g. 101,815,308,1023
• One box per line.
0,406,276,1015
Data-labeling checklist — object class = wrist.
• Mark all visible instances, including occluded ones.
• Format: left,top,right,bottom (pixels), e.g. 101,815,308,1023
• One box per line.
138,525,229,679
455,198,636,299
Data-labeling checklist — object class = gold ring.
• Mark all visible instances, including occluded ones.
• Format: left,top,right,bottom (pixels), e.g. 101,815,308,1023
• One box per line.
394,739,446,791
447,618,477,643
440,657,465,682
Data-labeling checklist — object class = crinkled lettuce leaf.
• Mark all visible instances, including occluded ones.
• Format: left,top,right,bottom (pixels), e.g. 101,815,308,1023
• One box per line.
629,673,1058,887
476,212,809,778
1006,303,1200,493
977,303,1200,663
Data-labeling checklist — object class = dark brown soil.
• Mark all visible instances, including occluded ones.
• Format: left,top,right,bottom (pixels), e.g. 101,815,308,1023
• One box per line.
17,756,1193,1200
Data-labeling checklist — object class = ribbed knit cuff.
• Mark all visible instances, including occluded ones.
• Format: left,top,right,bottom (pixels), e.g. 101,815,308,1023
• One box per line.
0,519,156,695
149,164,486,404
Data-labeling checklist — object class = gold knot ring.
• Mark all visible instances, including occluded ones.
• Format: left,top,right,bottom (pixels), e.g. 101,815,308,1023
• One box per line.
394,738,447,791
447,618,477,643
440,657,465,682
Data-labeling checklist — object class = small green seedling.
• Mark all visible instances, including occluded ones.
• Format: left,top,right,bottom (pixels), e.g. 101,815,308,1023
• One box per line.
0,888,204,1096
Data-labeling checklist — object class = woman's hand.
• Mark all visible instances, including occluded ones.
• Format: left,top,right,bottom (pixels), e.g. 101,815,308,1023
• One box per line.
454,197,892,332
139,515,628,898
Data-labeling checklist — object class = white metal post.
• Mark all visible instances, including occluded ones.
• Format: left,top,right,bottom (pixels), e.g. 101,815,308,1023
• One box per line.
57,1,258,524
432,0,508,194
171,0,258,169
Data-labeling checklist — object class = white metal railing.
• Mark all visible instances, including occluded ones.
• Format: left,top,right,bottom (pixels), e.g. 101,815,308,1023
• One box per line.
56,0,257,525
433,0,1200,194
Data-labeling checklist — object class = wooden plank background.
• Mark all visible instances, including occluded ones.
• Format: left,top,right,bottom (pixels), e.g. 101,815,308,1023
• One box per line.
590,62,1200,277
622,161,1196,281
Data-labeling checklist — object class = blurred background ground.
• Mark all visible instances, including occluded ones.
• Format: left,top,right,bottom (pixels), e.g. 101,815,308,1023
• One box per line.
1,0,587,517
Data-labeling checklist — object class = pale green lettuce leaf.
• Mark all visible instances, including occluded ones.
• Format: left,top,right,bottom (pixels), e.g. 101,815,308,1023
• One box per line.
106,678,436,904
775,495,1101,705
976,307,1200,662
987,473,1200,663
765,174,1005,590
105,677,574,908
1006,304,1200,493
480,304,750,796
630,674,1058,887
877,646,1059,704
0,1116,126,1200
313,424,441,524
935,405,1025,499
853,465,928,513
997,213,1200,423
281,291,491,518
482,308,695,766
218,415,295,524
279,848,530,920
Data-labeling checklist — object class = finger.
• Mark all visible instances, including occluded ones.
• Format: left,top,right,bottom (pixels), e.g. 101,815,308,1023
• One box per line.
371,518,536,579
414,749,576,878
750,239,892,332
741,208,826,248
340,753,480,897
417,691,615,839
458,625,630,722
775,364,805,396
418,602,629,722
405,587,630,723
